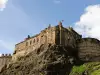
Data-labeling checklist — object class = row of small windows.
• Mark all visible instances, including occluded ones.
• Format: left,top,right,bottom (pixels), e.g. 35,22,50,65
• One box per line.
26,38,39,46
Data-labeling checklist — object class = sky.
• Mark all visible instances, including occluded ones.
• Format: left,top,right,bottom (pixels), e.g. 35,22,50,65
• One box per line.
0,0,100,54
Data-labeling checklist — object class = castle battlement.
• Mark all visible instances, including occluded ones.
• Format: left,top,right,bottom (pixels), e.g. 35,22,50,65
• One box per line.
76,38,100,44
0,54,12,57
0,53,12,72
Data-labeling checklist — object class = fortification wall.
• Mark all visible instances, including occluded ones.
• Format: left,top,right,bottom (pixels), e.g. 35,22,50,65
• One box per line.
0,54,12,72
14,26,56,53
12,26,56,62
77,38,100,61
14,25,82,56
13,24,82,62
59,27,81,48
62,27,74,47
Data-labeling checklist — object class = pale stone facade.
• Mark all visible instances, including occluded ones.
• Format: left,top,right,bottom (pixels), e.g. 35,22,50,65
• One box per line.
0,54,12,72
14,22,82,56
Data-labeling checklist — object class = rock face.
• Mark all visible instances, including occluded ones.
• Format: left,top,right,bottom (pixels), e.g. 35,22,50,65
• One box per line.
1,44,100,75
0,44,77,75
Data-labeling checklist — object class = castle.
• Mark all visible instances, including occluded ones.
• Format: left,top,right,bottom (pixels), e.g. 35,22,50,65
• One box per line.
1,21,100,71
12,22,100,62
14,22,81,55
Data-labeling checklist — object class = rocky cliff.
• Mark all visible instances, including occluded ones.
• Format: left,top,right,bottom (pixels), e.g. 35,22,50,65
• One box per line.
0,43,100,75
0,44,78,75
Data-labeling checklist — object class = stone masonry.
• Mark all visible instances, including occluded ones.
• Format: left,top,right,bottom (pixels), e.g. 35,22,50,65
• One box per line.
14,22,81,55
0,54,12,72
12,22,82,62
12,22,100,62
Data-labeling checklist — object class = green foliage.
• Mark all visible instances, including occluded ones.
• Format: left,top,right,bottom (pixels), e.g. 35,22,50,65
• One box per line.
69,65,85,75
91,70,100,75
69,62,100,75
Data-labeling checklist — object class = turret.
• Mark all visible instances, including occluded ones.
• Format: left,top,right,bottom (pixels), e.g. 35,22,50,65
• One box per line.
2,54,4,57
24,35,31,40
58,21,63,45
48,24,51,28
58,21,63,27
1,54,12,57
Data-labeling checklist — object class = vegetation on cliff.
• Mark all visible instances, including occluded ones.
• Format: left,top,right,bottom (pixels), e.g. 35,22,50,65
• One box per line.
70,62,100,75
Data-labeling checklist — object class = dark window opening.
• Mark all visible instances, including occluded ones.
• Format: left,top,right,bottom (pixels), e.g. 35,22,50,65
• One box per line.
26,42,28,46
37,38,39,42
30,41,32,45
33,39,35,43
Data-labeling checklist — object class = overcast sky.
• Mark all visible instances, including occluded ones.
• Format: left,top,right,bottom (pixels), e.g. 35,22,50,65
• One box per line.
0,0,100,54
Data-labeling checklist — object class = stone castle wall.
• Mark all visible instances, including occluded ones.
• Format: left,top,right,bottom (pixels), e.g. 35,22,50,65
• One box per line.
14,24,82,56
12,26,57,62
54,25,81,47
0,54,12,72
14,26,56,54
12,22,89,62
8,22,100,63
14,22,82,55
61,26,81,48
77,38,100,61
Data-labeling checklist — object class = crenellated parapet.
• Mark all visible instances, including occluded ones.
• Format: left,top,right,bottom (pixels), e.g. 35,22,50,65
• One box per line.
76,38,100,43
0,54,12,58
0,54,12,72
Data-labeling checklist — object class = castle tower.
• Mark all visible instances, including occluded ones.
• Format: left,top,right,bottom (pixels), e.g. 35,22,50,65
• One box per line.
58,21,62,27
48,24,51,28
58,21,63,45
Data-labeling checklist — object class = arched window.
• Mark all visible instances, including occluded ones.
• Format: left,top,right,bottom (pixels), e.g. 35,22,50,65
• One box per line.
37,38,39,42
30,41,32,45
26,42,28,46
33,39,35,43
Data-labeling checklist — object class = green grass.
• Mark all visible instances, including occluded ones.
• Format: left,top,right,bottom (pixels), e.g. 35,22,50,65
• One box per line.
69,65,86,75
91,69,100,75
69,62,100,75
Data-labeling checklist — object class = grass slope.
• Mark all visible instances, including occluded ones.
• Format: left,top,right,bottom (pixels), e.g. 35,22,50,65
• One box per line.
70,62,100,75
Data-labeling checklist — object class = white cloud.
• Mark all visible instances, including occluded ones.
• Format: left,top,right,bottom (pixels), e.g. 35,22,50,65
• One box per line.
0,0,8,11
53,0,61,4
74,4,100,40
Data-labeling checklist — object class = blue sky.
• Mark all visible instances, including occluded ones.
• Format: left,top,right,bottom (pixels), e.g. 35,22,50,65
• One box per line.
0,0,100,54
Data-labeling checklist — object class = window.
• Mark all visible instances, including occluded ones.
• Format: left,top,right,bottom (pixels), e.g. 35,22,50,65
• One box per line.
26,42,28,46
37,38,39,42
30,41,32,45
33,39,35,43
